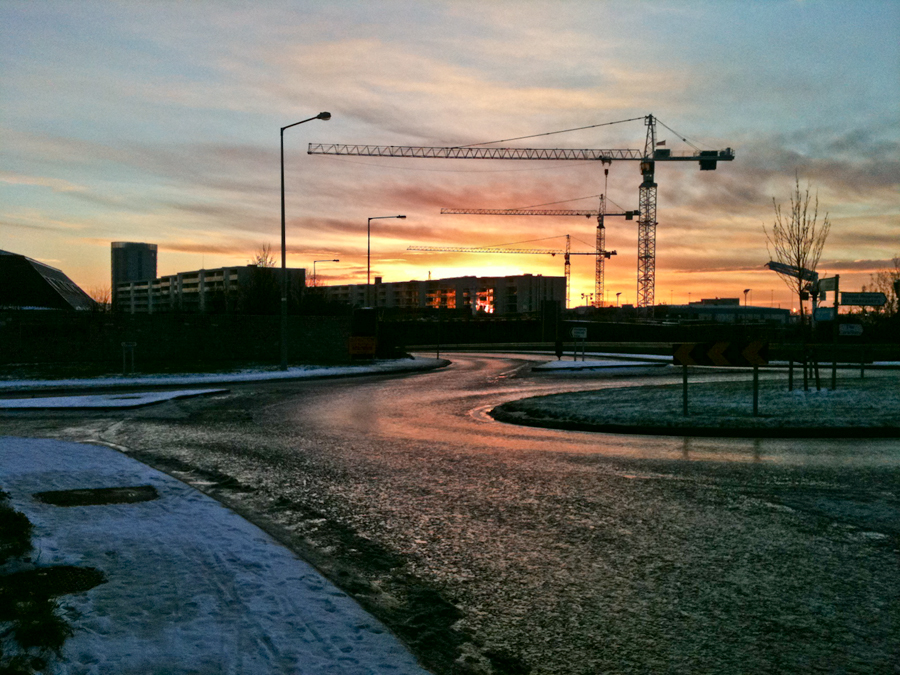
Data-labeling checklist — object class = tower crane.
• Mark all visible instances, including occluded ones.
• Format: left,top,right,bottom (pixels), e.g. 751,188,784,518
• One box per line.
441,182,636,307
407,235,614,309
308,114,733,310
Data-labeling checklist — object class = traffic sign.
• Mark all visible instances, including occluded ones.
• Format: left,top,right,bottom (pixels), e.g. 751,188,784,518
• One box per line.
765,261,818,282
571,327,587,339
349,336,377,356
839,323,863,336
841,292,887,306
817,277,838,292
673,341,769,367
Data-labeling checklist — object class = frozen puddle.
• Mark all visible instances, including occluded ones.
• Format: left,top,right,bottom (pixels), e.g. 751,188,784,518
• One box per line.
0,438,431,674
0,388,227,409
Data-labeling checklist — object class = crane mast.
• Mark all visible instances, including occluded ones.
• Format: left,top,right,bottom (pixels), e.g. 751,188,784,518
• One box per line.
309,114,733,310
639,116,659,309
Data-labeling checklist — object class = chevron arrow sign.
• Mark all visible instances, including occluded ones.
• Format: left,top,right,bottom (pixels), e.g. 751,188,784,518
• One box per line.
673,341,768,367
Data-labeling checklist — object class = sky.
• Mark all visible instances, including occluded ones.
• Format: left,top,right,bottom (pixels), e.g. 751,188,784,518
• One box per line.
2,0,898,309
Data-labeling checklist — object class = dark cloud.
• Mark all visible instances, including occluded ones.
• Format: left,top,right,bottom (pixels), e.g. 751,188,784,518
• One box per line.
818,258,900,273
656,119,900,220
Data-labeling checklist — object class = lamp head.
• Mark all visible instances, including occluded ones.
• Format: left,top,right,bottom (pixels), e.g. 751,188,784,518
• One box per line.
397,215,406,219
317,112,332,120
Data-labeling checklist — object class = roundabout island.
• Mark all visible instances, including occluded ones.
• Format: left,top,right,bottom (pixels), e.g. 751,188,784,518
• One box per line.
491,369,900,438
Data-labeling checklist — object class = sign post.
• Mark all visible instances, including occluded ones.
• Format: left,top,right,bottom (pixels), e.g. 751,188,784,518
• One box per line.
571,326,587,361
817,275,840,389
753,365,759,416
121,342,136,375
673,341,769,418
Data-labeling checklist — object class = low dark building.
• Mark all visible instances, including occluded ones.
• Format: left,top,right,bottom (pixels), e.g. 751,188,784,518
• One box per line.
0,249,95,311
114,264,306,314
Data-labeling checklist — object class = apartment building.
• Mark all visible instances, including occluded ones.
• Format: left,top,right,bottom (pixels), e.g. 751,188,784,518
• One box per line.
114,265,305,314
321,274,565,315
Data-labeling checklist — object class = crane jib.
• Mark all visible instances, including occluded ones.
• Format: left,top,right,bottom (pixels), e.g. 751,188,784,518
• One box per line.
308,144,735,162
440,208,639,217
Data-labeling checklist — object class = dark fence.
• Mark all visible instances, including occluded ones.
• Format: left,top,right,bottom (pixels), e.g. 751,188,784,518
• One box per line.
0,311,352,370
383,317,794,349
383,315,899,362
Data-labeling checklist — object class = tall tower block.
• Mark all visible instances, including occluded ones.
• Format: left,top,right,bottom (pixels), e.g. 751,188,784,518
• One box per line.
111,242,157,305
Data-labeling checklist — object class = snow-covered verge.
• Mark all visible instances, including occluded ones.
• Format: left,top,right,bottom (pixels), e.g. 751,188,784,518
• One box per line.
0,437,431,674
0,389,227,410
0,358,448,392
492,371,900,437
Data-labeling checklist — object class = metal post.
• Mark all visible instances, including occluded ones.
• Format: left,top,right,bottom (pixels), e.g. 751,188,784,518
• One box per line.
802,350,809,391
814,347,821,391
788,357,794,391
832,274,840,390
436,308,441,359
280,126,288,370
279,112,331,371
682,364,689,416
752,365,759,417
367,215,406,307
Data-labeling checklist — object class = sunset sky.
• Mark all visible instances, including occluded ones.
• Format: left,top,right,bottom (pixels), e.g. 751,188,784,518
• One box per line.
2,1,898,309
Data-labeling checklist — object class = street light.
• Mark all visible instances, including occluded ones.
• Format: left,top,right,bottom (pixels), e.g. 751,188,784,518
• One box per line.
616,292,621,307
313,259,339,287
280,111,331,370
367,215,406,306
743,288,751,306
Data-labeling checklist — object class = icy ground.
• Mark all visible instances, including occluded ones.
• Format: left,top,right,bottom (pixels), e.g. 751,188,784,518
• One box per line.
0,437,431,674
0,357,447,392
0,389,227,409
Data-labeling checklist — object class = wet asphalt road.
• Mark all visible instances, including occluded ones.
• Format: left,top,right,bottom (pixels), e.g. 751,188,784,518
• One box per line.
2,354,898,674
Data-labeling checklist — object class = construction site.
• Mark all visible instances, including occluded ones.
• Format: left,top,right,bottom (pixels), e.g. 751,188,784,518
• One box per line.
309,114,735,312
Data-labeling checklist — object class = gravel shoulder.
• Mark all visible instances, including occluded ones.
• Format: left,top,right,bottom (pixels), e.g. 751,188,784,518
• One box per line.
491,369,900,437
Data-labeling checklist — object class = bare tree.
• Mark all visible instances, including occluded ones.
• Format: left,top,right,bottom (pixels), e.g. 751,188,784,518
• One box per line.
865,254,900,316
88,286,112,312
251,243,277,268
763,174,831,322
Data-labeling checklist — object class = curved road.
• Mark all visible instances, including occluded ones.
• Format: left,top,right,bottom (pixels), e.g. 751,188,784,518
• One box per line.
3,353,898,674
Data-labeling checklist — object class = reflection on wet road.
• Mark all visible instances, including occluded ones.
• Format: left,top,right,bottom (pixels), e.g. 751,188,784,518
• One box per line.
266,352,900,466
4,353,897,674
229,353,898,673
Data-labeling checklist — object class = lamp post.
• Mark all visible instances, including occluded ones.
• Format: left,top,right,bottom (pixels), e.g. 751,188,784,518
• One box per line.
616,292,621,307
367,215,406,306
280,111,331,370
743,288,751,306
313,259,339,287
